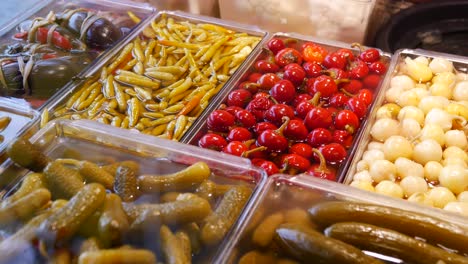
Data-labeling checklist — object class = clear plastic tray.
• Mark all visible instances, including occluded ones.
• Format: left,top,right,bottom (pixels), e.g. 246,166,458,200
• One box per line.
0,0,155,109
184,32,392,179
40,10,268,142
216,174,468,263
0,119,267,262
0,97,39,161
342,49,468,210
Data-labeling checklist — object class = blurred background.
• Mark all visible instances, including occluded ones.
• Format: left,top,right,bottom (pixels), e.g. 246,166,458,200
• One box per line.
0,0,38,27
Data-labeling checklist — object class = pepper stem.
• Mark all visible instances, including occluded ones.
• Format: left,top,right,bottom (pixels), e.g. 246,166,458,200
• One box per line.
340,87,354,97
351,42,365,53
276,116,290,136
312,148,328,171
242,146,267,158
310,92,321,106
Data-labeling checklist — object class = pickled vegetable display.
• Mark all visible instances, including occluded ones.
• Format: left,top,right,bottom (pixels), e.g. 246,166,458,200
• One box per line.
45,11,263,141
346,50,468,216
188,33,390,178
0,0,154,108
219,175,468,264
0,119,265,263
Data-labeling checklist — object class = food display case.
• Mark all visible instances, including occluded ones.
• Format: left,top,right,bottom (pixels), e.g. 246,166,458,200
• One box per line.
0,0,156,109
216,174,468,263
343,48,468,216
185,32,391,179
40,10,267,142
0,119,266,263
0,1,467,263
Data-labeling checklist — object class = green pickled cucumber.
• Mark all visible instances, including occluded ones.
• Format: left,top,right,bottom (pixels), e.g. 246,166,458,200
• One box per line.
78,208,102,238
0,188,51,227
102,160,140,176
51,199,69,210
98,193,129,247
36,183,106,247
78,249,157,264
138,162,210,193
324,222,468,264
175,231,192,263
0,201,65,263
1,172,46,207
252,212,284,248
181,223,202,254
276,259,300,264
77,161,115,190
195,180,232,201
284,208,316,229
308,201,468,254
274,223,383,264
43,160,85,200
160,192,181,203
7,138,50,172
79,237,101,254
114,165,138,202
201,185,252,246
238,251,277,264
160,225,191,264
49,248,72,264
124,193,211,226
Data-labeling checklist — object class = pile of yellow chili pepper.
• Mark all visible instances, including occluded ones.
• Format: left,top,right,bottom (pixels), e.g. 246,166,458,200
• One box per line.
47,13,261,141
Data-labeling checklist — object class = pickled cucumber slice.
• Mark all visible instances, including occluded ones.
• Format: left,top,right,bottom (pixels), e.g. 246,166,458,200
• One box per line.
36,183,106,247
201,185,252,246
138,162,210,193
308,201,468,254
325,222,468,264
43,161,85,200
7,138,50,172
274,223,383,264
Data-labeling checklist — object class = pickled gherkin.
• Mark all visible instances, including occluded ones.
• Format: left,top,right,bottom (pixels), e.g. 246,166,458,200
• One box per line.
1,172,46,207
0,188,51,227
201,185,252,246
98,193,129,247
138,162,210,193
36,183,106,247
1,135,257,262
43,160,85,200
7,138,50,172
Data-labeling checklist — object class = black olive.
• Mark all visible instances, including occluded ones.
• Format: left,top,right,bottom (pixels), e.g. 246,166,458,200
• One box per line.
28,56,86,98
85,18,122,50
